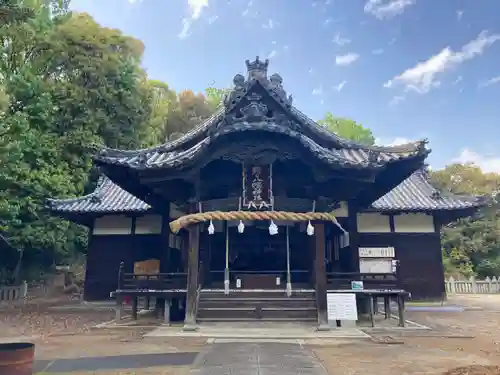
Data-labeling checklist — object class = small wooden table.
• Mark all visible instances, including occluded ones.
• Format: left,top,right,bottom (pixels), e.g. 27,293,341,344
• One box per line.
327,289,409,327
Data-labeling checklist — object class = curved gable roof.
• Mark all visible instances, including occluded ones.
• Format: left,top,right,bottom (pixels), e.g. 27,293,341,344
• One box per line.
94,58,429,171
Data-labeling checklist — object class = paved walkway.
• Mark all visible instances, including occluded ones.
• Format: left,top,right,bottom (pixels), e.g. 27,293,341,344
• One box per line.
146,323,369,339
193,342,328,375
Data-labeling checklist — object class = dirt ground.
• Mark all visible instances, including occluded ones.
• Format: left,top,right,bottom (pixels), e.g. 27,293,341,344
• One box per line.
313,294,500,375
2,294,500,374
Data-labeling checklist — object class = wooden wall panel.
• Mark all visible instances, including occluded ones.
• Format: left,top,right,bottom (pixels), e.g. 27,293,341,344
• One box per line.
83,233,168,301
358,233,445,300
84,235,134,301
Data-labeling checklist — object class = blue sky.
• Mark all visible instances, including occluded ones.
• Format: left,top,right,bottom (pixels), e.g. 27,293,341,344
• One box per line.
69,0,500,172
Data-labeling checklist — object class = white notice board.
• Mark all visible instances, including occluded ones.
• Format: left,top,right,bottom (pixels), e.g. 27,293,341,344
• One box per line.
327,293,358,321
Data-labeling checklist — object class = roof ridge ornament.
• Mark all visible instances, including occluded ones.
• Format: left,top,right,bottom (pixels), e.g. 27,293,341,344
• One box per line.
246,56,269,80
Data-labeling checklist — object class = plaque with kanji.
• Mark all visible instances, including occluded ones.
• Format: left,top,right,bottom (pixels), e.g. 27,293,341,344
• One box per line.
242,164,273,210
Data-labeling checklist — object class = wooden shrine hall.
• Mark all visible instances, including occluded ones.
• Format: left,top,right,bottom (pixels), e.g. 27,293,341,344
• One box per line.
47,57,485,329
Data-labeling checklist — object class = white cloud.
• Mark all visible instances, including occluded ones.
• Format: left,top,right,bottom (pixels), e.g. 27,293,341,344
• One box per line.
384,30,500,94
267,50,277,59
389,95,405,106
454,149,500,173
335,52,359,66
332,33,351,46
364,0,416,20
333,81,347,92
188,0,208,19
262,19,276,29
457,10,464,21
208,15,218,24
242,1,253,17
178,19,192,39
312,86,324,95
453,75,463,85
178,0,209,39
375,137,411,146
478,75,500,88
372,48,384,55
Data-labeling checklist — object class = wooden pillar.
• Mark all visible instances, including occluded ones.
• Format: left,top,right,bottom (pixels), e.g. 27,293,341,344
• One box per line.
347,201,360,273
183,224,200,331
314,223,329,330
160,204,171,273
309,233,316,286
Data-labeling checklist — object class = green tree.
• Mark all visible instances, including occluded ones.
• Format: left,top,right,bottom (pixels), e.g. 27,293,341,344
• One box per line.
318,112,375,146
431,164,500,278
205,87,228,112
0,1,158,281
163,90,214,141
144,80,176,145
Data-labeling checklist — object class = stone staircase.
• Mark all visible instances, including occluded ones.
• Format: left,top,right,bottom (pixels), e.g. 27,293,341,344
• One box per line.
196,290,317,322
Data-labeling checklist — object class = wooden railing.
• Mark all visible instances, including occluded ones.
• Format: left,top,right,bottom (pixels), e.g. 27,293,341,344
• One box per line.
0,281,28,302
117,262,187,291
207,269,309,281
446,276,500,294
326,272,399,290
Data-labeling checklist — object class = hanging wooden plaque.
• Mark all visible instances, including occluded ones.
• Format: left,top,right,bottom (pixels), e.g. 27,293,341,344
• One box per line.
242,164,273,210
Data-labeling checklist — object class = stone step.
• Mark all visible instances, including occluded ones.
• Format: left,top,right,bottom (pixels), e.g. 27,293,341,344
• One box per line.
197,317,318,323
198,297,316,309
197,306,317,321
199,290,315,299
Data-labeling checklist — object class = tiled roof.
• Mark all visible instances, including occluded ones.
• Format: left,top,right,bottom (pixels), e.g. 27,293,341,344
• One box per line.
94,59,429,172
46,176,150,214
47,170,484,215
371,169,485,211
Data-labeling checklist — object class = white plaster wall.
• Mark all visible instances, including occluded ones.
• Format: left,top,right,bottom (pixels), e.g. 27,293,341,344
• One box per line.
93,215,132,235
357,213,391,233
394,213,435,233
135,215,162,234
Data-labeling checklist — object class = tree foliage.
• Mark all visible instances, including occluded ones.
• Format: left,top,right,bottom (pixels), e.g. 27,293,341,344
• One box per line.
430,164,500,278
0,0,155,281
318,112,375,146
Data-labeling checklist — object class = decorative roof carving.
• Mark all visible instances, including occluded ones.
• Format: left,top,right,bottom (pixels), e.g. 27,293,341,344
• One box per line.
246,56,269,80
95,58,431,172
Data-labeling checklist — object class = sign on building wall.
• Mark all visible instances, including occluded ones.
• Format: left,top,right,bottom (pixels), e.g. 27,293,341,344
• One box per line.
358,247,395,258
242,164,273,210
359,259,393,274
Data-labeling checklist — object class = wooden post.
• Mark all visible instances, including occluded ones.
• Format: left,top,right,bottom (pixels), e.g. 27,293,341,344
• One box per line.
132,297,138,320
164,298,170,325
224,222,230,294
285,225,292,297
183,224,200,331
347,201,360,273
117,262,125,290
115,295,123,321
314,223,329,331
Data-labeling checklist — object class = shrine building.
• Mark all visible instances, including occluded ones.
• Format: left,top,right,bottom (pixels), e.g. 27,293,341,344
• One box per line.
47,57,484,327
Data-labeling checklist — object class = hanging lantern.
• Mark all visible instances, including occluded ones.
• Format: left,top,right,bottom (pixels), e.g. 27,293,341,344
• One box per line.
269,220,278,235
208,220,215,235
306,220,315,236
237,220,245,233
